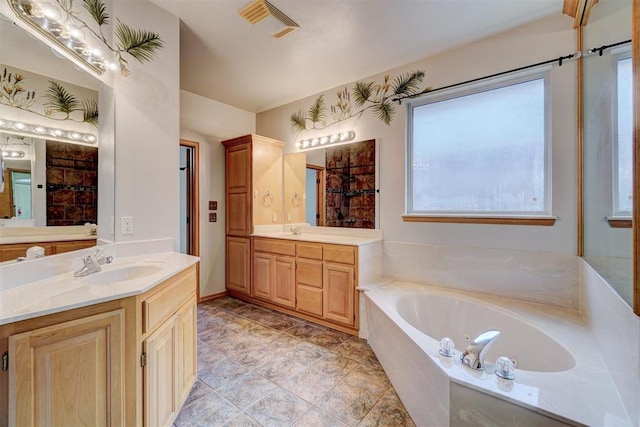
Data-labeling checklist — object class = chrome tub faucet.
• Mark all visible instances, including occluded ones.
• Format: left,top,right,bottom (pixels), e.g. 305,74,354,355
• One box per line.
461,329,501,371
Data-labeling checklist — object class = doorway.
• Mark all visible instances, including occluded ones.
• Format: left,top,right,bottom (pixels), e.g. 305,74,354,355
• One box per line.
305,165,325,226
179,140,199,256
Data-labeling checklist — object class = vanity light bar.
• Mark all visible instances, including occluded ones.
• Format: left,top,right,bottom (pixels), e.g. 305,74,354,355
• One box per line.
296,131,356,151
8,0,109,75
1,150,25,158
0,119,97,145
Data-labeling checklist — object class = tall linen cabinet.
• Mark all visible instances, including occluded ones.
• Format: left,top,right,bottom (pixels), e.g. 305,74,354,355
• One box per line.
222,134,284,297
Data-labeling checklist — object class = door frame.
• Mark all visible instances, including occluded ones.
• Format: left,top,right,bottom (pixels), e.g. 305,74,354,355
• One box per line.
180,140,200,258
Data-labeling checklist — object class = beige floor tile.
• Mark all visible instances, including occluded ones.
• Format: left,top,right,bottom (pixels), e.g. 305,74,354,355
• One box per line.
174,391,240,427
255,354,309,385
245,388,312,426
292,407,349,427
217,371,279,410
177,298,415,426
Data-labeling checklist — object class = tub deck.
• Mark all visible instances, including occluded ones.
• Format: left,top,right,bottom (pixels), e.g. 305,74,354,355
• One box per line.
364,281,631,426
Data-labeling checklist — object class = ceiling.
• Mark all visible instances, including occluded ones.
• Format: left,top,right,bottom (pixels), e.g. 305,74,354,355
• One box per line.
150,0,562,113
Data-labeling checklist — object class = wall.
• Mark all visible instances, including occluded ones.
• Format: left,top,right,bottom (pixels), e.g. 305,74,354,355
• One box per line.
180,90,255,298
112,1,180,249
580,259,640,425
257,13,580,308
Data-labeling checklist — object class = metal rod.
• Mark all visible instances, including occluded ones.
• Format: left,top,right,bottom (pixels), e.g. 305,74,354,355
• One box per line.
586,39,632,56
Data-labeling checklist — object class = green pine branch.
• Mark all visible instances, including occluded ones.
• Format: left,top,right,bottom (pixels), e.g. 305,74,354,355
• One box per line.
290,69,430,134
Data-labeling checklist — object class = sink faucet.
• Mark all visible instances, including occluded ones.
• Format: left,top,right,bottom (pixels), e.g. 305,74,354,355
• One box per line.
461,329,501,371
74,247,113,277
291,226,302,235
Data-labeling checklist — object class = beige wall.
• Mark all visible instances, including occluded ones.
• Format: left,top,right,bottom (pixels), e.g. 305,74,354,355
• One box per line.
257,13,578,255
180,90,256,298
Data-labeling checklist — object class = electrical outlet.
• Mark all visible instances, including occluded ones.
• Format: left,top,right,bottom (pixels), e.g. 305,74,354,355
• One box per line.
272,213,277,223
209,212,217,222
209,201,217,210
121,217,134,235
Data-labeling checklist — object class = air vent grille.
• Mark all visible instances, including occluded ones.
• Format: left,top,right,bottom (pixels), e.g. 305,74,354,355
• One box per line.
238,0,299,38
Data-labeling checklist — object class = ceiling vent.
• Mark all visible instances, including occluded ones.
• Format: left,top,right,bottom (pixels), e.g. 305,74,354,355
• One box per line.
239,0,299,39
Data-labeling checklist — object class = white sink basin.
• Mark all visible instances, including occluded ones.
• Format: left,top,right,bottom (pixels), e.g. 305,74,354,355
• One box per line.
82,264,163,285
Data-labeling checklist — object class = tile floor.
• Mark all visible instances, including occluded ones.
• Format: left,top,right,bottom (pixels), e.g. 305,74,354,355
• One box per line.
175,296,416,427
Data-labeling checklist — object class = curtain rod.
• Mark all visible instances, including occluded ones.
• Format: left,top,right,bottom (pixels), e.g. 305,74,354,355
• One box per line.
586,39,631,56
402,38,630,103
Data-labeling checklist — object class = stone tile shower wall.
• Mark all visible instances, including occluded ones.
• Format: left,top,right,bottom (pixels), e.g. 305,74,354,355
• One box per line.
46,140,98,226
325,139,375,228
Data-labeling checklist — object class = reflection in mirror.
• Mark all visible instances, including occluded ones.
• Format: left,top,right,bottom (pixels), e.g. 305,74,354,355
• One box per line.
0,11,115,258
0,132,98,226
583,0,632,305
284,139,379,229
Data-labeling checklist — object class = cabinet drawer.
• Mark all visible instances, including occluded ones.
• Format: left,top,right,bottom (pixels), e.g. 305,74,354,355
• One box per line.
296,286,323,316
296,243,322,260
254,238,296,256
143,266,197,333
296,259,322,288
324,245,356,265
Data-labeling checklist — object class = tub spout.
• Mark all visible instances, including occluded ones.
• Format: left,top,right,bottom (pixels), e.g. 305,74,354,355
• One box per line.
461,329,501,371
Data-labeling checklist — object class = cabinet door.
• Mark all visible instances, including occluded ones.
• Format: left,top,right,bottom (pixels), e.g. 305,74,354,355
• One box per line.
225,143,251,235
54,240,96,254
226,237,251,294
253,252,274,301
8,310,125,427
176,298,197,412
144,315,178,427
0,243,54,262
273,256,295,308
323,263,355,326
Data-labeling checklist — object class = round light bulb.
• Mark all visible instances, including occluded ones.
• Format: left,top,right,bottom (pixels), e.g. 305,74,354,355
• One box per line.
14,122,26,130
34,126,46,134
41,3,61,21
85,135,96,143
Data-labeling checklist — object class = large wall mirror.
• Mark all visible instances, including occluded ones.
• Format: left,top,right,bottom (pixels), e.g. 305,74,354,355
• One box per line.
582,0,634,309
0,11,115,248
283,139,380,229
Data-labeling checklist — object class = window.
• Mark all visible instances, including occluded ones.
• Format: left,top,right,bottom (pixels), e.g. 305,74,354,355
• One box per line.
405,69,551,223
614,56,632,217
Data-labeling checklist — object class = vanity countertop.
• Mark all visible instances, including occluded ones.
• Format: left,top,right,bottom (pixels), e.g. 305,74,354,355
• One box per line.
0,251,199,326
0,225,97,245
251,231,381,246
0,234,97,245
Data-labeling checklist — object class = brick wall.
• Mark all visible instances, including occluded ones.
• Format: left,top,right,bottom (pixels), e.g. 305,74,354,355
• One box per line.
46,141,98,226
325,139,376,229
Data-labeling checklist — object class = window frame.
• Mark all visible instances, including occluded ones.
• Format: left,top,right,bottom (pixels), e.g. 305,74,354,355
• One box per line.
611,53,632,220
404,67,554,225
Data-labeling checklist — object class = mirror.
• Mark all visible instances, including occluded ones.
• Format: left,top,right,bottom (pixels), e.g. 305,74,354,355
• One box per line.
1,133,98,225
284,139,379,229
582,0,632,306
0,12,114,243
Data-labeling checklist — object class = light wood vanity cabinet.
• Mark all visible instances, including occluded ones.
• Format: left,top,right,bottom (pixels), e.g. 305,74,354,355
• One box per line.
222,134,284,297
8,309,126,426
0,239,96,262
0,264,198,427
250,237,358,333
253,238,296,308
141,266,197,427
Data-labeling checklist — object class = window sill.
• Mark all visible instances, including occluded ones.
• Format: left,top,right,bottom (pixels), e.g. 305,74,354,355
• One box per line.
607,217,632,228
402,215,556,226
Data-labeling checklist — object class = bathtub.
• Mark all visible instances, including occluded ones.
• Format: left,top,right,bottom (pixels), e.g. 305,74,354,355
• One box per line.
364,281,631,426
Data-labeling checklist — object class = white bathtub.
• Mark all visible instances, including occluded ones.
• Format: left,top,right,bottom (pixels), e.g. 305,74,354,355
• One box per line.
364,281,632,426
